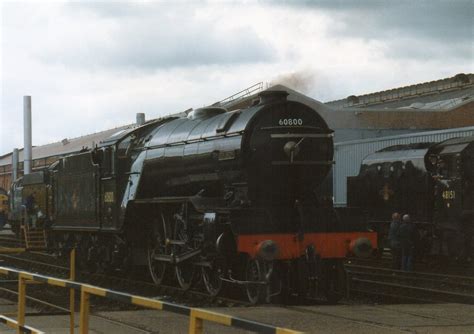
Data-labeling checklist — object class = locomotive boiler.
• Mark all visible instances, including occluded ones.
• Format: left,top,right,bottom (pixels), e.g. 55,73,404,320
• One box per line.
10,90,376,303
348,136,474,260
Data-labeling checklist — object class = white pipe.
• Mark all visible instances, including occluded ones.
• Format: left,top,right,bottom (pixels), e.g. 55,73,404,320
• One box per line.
12,148,19,181
23,96,32,175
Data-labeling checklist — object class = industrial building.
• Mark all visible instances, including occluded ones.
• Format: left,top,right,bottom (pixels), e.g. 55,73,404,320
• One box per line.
1,73,473,199
0,124,135,191
325,72,474,141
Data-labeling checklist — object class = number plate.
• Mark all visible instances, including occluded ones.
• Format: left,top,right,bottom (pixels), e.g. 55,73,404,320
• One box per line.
442,190,455,200
278,118,303,126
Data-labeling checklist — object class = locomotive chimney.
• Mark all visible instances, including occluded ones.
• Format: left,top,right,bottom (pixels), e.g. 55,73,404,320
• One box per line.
23,96,32,175
136,113,145,126
12,148,19,182
259,90,289,104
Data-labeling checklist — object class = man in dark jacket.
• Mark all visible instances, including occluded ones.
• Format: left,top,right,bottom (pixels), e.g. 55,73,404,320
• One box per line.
25,192,36,214
0,209,6,229
388,212,401,269
399,214,416,271
24,192,37,228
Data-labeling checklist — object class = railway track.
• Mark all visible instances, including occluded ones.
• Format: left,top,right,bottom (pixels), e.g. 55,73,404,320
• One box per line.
0,250,256,333
347,252,474,276
345,263,474,304
3,237,474,308
0,280,157,333
0,251,251,308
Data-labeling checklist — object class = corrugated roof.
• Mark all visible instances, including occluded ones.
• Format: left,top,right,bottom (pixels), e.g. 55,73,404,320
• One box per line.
326,73,474,110
0,124,134,166
263,83,474,131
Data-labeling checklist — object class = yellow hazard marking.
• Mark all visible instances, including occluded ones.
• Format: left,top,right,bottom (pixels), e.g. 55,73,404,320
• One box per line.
83,285,107,297
191,308,232,326
131,296,163,310
0,248,26,253
20,273,34,280
48,278,66,287
276,327,304,334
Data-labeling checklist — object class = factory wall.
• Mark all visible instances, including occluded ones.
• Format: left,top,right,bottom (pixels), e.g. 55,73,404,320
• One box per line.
332,128,424,142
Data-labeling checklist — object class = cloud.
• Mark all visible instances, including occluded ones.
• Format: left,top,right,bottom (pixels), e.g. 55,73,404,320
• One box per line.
37,2,275,70
276,0,473,61
1,1,472,155
277,0,472,39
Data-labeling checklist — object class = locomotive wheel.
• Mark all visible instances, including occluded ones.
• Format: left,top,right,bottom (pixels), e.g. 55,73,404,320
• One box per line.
175,264,195,290
172,205,196,290
148,239,167,285
147,214,168,285
202,259,223,297
245,258,265,304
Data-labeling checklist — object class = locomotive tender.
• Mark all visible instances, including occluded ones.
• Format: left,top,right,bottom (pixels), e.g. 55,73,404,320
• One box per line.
10,90,376,302
348,136,474,260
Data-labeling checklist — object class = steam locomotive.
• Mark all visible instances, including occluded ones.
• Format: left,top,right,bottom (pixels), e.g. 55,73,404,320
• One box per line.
9,90,376,303
348,136,474,260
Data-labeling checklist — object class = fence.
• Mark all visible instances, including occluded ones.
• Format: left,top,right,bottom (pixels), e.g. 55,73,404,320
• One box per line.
0,251,302,334
0,315,44,334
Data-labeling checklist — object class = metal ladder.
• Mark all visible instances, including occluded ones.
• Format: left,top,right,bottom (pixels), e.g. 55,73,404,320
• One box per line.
21,224,47,250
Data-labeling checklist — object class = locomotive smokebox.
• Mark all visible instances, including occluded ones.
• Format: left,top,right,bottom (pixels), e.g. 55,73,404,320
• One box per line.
258,90,289,104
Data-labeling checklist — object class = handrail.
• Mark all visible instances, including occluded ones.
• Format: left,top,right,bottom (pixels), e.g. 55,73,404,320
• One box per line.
218,82,264,106
0,247,27,253
0,315,44,334
0,265,302,334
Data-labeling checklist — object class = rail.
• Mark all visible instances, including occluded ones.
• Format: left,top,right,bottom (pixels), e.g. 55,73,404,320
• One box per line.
217,82,264,107
0,315,44,334
345,263,474,304
0,261,302,334
0,247,27,253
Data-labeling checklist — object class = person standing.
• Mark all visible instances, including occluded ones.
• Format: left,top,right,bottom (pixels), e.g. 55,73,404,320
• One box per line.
0,209,6,229
388,212,401,269
24,192,37,228
399,214,416,271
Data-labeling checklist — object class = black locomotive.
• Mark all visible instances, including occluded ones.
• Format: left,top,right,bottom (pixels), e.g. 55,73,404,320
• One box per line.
10,90,376,303
348,136,474,260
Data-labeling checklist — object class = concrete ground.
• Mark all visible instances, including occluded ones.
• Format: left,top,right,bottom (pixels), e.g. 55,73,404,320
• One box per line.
0,297,473,333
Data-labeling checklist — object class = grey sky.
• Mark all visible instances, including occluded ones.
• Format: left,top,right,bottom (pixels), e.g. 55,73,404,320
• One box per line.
1,0,473,155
